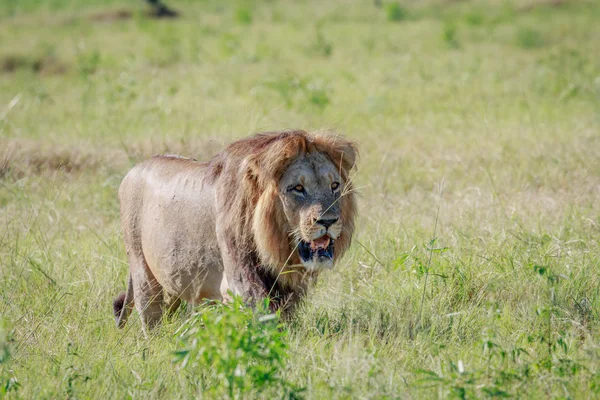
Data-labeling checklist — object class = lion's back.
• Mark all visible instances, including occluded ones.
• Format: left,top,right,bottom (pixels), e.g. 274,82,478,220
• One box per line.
119,154,213,242
119,154,207,202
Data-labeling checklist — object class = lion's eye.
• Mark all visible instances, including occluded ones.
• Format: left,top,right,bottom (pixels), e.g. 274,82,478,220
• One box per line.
331,182,340,191
293,184,305,193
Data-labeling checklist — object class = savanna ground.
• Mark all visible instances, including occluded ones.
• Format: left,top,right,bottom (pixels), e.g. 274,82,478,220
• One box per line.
1,0,600,398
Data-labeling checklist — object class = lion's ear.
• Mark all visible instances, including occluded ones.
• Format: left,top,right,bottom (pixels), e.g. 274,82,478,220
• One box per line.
313,133,358,181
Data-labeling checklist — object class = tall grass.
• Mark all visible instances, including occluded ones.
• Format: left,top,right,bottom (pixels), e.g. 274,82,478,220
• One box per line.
1,0,600,398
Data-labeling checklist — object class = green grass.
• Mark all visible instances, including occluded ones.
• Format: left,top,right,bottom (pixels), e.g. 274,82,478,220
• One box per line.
1,0,600,398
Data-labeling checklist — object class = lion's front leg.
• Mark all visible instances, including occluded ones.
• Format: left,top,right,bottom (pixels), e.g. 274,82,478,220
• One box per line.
216,229,273,310
222,254,270,306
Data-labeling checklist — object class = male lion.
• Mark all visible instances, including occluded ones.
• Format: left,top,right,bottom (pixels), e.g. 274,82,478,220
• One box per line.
113,130,357,332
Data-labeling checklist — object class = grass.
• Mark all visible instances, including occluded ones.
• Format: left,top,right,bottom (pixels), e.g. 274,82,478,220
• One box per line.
1,0,600,398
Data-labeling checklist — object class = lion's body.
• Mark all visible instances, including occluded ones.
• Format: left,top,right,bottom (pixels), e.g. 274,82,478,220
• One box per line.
121,157,224,298
114,130,357,332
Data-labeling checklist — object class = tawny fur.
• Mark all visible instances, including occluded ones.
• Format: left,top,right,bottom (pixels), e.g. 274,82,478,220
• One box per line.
114,130,358,332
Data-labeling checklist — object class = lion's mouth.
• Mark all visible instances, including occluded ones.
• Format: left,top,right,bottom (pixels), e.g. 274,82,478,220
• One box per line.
298,235,334,262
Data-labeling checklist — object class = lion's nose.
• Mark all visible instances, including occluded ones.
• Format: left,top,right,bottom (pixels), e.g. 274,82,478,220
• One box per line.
317,218,338,229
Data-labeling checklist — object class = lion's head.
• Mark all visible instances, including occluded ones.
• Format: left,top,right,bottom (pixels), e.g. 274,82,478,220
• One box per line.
210,130,357,284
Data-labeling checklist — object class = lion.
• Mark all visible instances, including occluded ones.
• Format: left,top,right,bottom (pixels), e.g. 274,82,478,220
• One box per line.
113,130,358,332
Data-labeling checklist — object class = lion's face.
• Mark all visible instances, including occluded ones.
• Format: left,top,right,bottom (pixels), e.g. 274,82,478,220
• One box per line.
278,152,345,271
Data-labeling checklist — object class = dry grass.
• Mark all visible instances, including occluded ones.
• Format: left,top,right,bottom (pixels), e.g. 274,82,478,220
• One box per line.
0,137,226,179
0,54,67,75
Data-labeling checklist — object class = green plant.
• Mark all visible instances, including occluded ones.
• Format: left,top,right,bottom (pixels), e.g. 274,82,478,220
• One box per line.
515,27,545,49
173,297,303,399
77,50,101,77
464,11,483,26
0,322,19,396
385,2,407,22
532,264,569,370
442,23,460,48
304,79,330,110
63,342,90,398
235,6,253,25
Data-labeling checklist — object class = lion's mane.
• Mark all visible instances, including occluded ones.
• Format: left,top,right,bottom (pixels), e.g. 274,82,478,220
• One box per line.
207,130,358,292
